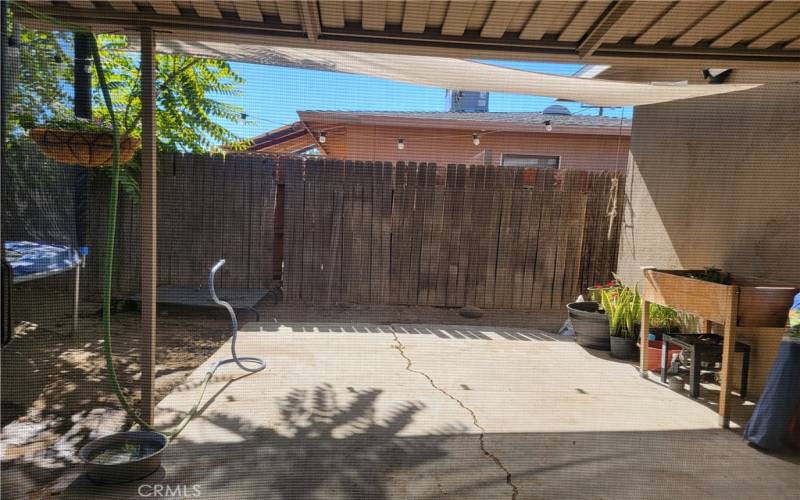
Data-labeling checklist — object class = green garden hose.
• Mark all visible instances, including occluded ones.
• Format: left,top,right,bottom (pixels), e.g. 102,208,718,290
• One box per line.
93,33,209,439
13,1,215,438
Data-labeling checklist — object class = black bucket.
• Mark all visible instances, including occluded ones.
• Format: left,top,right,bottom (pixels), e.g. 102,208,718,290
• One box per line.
567,302,610,350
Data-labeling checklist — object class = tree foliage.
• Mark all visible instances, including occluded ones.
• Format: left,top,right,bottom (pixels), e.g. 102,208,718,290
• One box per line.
5,28,72,133
92,35,251,154
6,27,251,194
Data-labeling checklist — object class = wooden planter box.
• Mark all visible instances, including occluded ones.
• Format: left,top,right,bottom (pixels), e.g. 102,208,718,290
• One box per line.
642,269,796,328
640,268,798,428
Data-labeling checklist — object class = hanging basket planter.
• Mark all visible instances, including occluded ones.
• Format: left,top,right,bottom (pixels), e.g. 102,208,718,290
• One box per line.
30,128,140,168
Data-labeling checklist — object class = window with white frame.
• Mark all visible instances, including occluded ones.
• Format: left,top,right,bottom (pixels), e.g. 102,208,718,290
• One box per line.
501,154,560,169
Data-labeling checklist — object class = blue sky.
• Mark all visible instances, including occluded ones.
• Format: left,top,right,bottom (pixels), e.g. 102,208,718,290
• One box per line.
216,60,630,139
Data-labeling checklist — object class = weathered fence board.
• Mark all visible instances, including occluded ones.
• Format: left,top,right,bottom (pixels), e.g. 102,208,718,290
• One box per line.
82,151,620,310
284,163,623,310
86,152,275,295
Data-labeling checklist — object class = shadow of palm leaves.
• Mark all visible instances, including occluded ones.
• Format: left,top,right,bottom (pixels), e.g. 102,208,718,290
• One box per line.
160,383,462,500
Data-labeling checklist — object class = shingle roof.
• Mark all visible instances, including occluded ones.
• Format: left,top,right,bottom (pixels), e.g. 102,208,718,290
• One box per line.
299,110,631,128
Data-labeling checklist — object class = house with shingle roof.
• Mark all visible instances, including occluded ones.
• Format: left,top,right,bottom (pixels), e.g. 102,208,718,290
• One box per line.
246,106,631,171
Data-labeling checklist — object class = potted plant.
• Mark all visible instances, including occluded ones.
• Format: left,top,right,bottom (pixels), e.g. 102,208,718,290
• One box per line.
600,282,641,359
648,303,678,340
638,303,685,371
565,280,619,350
567,300,610,350
27,117,139,168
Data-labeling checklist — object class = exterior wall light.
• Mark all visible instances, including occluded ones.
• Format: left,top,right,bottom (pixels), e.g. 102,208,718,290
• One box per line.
397,138,405,150
544,120,553,132
472,133,480,146
319,131,327,144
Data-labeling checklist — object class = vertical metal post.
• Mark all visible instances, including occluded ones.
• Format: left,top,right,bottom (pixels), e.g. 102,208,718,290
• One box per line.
74,33,92,119
718,288,739,429
73,32,92,248
139,28,157,425
1,0,11,346
640,298,650,377
73,261,81,335
1,0,7,154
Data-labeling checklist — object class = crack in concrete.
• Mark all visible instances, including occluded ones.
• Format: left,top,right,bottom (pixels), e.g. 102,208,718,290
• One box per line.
390,331,519,500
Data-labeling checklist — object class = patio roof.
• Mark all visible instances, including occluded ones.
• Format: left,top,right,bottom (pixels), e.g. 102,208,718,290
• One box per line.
14,1,800,70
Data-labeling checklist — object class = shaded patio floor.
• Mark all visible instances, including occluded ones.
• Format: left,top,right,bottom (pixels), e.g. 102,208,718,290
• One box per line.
66,323,799,499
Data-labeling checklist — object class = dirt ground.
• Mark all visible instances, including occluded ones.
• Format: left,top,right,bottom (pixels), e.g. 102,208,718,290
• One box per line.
1,278,565,497
1,279,232,497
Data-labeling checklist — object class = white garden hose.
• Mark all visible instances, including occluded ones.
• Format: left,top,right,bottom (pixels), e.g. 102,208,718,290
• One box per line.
207,259,266,374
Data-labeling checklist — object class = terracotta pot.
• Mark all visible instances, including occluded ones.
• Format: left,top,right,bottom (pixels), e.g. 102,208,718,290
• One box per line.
637,340,682,372
30,128,139,168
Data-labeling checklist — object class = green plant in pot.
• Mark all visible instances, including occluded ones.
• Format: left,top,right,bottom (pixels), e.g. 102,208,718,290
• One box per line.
600,283,641,360
648,303,678,340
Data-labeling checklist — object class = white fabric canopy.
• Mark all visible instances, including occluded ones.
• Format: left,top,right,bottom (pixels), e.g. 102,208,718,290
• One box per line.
152,39,760,107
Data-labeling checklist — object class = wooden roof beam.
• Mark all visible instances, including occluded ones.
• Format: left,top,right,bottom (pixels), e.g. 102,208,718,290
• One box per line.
558,1,611,42
519,1,582,41
276,0,301,25
711,2,800,48
109,1,139,14
190,0,222,19
441,0,475,36
748,12,800,48
66,0,94,9
634,1,718,46
362,0,387,32
674,1,765,47
297,1,321,40
577,0,634,57
233,0,264,23
148,1,181,17
402,0,429,34
318,0,345,28
480,0,518,39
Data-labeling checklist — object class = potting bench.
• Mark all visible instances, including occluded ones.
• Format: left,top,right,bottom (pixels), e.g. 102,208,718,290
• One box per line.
639,268,796,428
660,333,751,399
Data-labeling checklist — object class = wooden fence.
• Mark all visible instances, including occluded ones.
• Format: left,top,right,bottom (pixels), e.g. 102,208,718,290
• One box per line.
283,158,622,310
85,152,276,294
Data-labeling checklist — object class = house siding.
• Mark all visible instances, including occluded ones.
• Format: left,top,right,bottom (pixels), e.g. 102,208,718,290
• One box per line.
616,83,800,397
307,122,629,170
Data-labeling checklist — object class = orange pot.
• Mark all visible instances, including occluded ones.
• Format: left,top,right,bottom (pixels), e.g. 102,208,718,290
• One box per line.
638,340,683,372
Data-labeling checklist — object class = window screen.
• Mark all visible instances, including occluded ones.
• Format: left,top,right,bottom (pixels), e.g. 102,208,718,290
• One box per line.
501,154,560,169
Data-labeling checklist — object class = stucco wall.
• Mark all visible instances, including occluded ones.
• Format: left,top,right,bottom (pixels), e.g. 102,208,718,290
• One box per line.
617,83,800,288
309,122,629,171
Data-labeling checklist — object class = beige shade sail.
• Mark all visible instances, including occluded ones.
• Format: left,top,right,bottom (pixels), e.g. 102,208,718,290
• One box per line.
150,39,761,107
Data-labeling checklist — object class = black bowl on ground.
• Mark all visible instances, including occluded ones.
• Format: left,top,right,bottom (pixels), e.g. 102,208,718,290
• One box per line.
78,431,168,484
567,301,610,351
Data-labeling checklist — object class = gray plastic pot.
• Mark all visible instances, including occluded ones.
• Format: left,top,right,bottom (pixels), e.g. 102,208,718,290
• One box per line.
567,302,610,350
610,336,638,360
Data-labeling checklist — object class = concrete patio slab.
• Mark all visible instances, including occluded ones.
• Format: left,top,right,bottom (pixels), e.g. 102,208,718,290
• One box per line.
65,323,799,499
